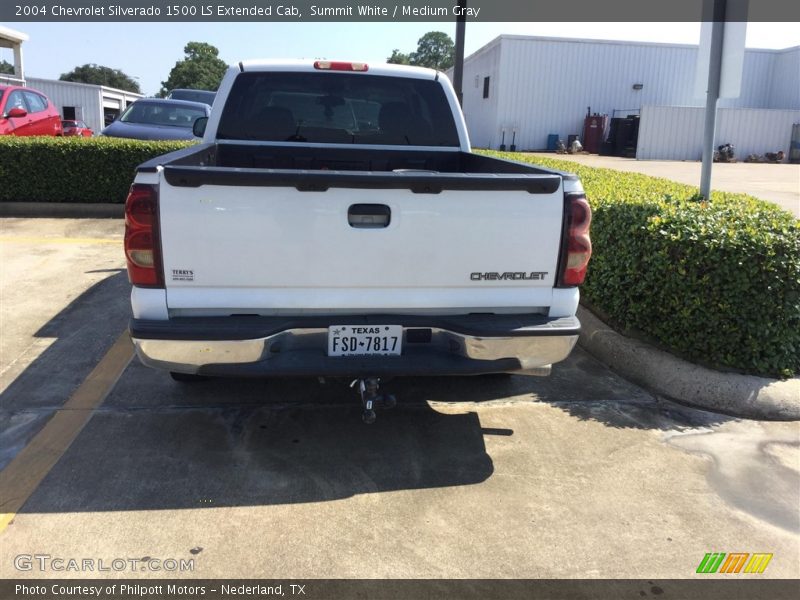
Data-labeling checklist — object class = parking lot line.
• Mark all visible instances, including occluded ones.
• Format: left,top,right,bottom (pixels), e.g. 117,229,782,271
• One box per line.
0,237,121,245
0,331,133,534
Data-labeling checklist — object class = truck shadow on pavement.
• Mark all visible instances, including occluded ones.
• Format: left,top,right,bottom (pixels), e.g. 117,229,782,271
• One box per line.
3,271,726,515
0,270,131,470
21,401,496,512
2,273,495,511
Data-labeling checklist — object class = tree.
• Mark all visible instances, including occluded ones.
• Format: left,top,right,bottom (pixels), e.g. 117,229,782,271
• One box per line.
0,60,14,75
59,64,141,93
387,32,455,71
387,49,410,65
159,42,227,97
409,32,455,71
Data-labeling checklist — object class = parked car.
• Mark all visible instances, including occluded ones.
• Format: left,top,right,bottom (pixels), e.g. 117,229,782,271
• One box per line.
100,99,211,141
61,119,93,137
166,88,216,106
0,85,62,136
125,60,592,423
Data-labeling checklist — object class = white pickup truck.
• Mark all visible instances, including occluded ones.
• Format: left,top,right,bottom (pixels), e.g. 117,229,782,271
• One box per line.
124,60,591,419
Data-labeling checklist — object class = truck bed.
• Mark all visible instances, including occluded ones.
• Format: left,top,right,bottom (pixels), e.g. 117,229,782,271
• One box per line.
139,144,572,194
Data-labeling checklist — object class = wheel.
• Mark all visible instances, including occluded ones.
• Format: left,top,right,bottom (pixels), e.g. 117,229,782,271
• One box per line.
170,371,208,382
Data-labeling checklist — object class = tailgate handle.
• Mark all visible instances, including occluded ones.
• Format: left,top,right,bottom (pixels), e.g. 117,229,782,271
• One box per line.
348,204,391,228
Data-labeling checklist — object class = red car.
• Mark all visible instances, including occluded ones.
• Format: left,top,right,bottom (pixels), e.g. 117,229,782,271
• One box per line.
0,85,63,136
62,119,93,137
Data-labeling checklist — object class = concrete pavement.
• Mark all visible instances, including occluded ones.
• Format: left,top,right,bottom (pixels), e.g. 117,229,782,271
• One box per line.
527,153,800,217
0,218,797,580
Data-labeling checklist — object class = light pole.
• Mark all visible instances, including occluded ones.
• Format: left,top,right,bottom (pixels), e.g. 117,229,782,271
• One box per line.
699,0,728,200
453,0,467,106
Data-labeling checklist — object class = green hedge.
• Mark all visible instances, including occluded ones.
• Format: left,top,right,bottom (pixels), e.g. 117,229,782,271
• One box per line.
0,136,192,203
482,151,800,379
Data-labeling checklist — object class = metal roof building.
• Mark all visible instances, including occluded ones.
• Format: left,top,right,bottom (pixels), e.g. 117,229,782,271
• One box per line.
452,35,800,160
25,77,143,134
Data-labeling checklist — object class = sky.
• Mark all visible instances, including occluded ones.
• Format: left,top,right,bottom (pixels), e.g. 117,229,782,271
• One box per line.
3,21,799,96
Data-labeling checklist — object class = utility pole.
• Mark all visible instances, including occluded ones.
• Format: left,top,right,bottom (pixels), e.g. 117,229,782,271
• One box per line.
699,0,727,200
453,0,467,106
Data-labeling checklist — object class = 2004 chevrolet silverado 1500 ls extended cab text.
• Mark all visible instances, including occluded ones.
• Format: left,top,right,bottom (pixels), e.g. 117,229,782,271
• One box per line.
124,60,591,418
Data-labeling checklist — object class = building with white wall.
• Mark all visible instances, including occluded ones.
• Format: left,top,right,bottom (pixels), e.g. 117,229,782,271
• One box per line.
453,35,800,160
25,77,143,134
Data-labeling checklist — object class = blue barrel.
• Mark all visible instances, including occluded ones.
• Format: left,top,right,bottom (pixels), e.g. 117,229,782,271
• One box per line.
547,134,559,151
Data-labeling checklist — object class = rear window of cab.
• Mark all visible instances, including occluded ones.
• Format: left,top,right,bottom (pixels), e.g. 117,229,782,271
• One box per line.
217,72,460,146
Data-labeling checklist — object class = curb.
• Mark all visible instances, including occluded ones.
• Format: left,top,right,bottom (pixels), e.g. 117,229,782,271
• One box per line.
577,306,800,421
0,202,123,219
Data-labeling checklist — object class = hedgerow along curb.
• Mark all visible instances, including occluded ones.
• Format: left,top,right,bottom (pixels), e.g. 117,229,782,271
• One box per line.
0,136,192,204
578,306,800,420
480,150,800,380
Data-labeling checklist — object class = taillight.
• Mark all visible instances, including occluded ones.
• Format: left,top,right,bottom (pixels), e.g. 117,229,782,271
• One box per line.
124,184,164,287
557,193,592,287
313,60,369,72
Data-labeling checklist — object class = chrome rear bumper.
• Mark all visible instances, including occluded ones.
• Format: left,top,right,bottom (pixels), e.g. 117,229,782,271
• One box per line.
130,314,579,378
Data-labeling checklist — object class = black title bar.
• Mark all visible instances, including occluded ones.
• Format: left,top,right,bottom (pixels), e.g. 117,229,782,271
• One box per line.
3,0,800,22
3,579,800,600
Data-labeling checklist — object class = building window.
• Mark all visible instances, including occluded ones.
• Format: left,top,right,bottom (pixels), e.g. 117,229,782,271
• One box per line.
483,76,490,99
63,106,76,120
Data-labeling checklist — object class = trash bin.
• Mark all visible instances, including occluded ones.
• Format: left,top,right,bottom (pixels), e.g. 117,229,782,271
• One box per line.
582,115,608,154
547,134,559,151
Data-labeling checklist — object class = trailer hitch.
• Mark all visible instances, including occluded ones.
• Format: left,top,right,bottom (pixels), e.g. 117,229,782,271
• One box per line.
350,377,396,424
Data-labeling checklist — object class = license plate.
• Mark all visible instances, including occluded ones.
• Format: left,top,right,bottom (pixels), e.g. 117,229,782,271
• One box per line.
328,325,402,357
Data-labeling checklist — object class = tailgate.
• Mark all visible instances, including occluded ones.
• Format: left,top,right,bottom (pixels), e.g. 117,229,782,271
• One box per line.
158,169,565,315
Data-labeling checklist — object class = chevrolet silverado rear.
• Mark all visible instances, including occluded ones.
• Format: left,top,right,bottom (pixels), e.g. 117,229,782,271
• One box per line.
125,60,591,389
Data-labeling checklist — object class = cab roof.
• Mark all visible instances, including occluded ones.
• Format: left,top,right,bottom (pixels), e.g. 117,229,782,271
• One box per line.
237,59,442,81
